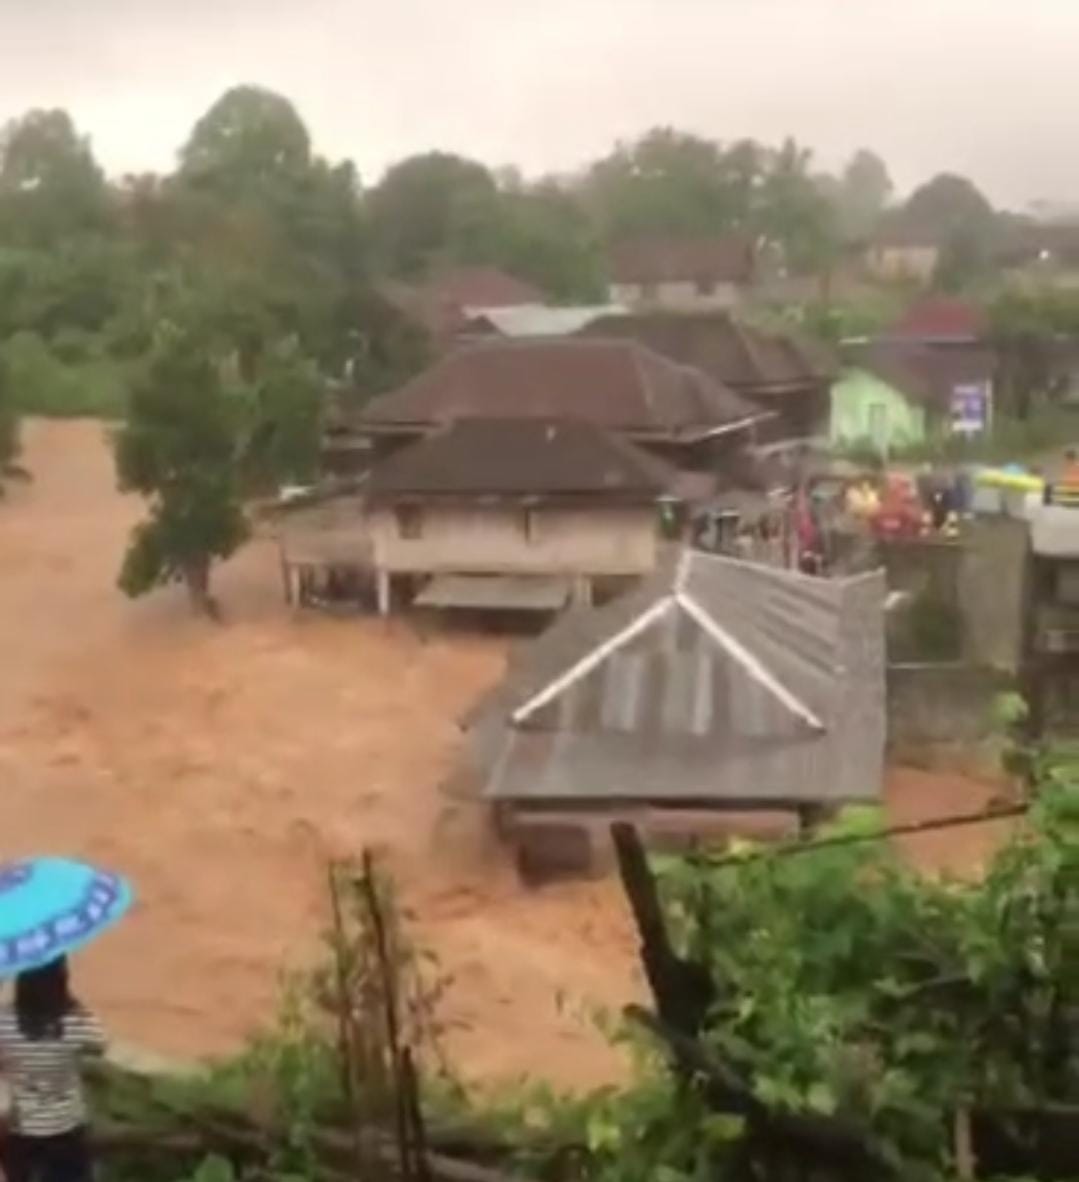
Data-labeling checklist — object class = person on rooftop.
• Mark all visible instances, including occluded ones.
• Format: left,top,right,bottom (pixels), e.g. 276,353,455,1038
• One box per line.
0,957,106,1182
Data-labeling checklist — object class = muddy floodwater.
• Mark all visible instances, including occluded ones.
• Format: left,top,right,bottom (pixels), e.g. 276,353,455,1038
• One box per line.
0,421,1010,1088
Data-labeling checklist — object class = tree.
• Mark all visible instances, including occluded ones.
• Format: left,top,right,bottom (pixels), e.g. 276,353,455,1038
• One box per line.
0,109,110,245
178,86,312,199
755,138,838,274
495,180,604,301
0,350,18,484
582,127,743,241
901,172,994,239
836,149,892,240
366,152,501,277
114,324,248,615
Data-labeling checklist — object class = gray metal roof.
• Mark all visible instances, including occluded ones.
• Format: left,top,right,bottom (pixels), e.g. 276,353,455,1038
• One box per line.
468,550,885,808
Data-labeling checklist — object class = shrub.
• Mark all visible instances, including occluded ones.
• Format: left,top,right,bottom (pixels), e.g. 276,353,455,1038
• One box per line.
0,329,128,418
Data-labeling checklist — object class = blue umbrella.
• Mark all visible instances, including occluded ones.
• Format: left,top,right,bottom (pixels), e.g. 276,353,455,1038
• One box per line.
0,858,133,977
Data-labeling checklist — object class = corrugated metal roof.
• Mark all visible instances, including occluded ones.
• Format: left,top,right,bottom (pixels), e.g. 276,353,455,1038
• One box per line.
468,549,885,808
462,304,627,337
414,574,571,612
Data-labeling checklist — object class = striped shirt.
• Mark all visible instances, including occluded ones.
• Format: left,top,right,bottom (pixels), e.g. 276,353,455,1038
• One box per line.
0,1005,106,1136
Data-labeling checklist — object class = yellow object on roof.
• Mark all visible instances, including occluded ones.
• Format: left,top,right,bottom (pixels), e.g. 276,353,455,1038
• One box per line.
976,469,1045,493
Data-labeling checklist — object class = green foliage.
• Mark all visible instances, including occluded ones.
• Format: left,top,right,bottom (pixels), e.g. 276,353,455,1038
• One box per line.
581,127,837,277
0,347,18,472
368,151,502,278
528,787,1079,1181
0,329,128,417
114,324,249,608
0,109,110,246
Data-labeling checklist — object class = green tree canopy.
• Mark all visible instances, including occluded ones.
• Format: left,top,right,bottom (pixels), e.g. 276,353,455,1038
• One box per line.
114,324,249,614
178,85,312,197
836,148,893,240
366,152,501,277
0,109,110,245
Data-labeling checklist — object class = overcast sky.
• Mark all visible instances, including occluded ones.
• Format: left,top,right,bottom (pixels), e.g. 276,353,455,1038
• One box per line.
2,0,1077,209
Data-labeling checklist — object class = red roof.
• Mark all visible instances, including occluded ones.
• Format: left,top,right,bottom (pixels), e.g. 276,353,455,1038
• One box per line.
889,297,986,342
359,338,763,440
608,235,755,286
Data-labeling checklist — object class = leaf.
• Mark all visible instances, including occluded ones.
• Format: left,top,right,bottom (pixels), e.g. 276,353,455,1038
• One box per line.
187,1155,235,1182
700,1113,746,1143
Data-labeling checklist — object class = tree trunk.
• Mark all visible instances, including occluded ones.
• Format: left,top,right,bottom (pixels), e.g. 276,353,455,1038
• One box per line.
182,558,219,619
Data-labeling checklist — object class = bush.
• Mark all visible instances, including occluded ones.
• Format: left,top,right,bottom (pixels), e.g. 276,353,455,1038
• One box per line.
0,329,128,418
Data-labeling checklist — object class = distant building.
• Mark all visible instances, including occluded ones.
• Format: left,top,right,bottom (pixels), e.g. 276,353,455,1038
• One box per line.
606,235,756,311
465,549,886,877
864,229,941,285
832,340,996,450
875,297,994,435
579,310,835,443
364,418,674,616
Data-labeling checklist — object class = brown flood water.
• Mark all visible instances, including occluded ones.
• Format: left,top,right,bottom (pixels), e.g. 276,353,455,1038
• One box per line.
0,420,1010,1090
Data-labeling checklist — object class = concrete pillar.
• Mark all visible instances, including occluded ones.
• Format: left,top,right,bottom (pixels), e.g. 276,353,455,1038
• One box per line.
376,569,391,616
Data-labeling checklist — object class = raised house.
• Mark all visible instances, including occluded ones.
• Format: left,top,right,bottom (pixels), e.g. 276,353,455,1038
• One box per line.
356,337,766,479
364,418,675,615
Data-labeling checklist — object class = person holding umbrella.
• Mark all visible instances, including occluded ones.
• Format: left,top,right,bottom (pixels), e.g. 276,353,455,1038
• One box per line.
0,858,133,1182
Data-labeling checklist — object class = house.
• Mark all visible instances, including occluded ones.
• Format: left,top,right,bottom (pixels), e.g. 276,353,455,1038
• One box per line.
877,297,995,434
355,337,767,477
831,341,996,450
363,418,674,615
465,549,886,876
380,266,545,345
606,235,756,311
578,310,835,443
864,229,941,284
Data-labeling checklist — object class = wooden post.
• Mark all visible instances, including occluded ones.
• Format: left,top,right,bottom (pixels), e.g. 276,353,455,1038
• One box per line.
377,569,392,616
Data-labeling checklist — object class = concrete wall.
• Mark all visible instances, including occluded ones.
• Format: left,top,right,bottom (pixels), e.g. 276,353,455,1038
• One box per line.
608,279,741,311
881,537,962,606
369,504,658,576
959,515,1031,672
887,663,1012,747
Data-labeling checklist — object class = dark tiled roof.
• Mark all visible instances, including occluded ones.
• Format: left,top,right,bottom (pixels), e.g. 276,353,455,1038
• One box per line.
579,311,835,393
359,338,763,439
365,418,675,503
608,235,755,285
466,551,886,807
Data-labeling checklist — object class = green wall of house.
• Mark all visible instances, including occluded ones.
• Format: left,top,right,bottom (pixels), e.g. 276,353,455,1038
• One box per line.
830,368,926,452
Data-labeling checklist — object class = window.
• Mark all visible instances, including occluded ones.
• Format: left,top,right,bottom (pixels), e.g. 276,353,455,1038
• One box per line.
395,506,423,540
